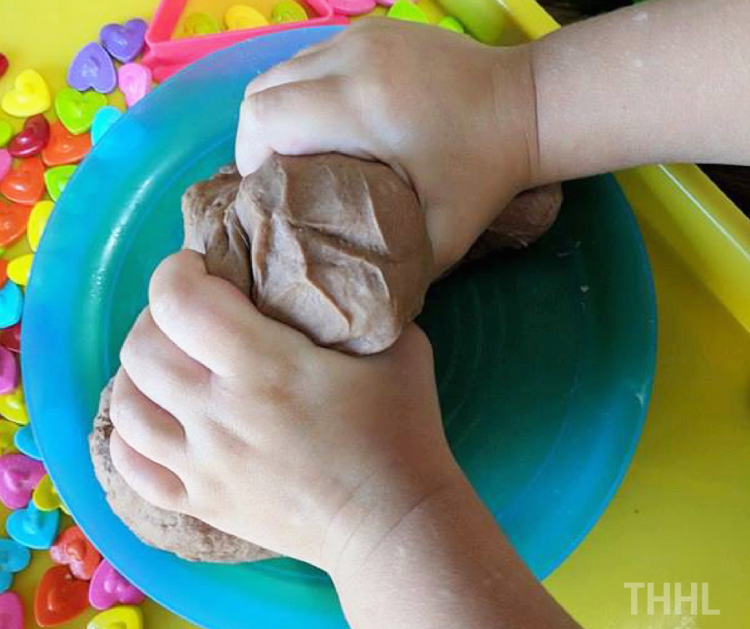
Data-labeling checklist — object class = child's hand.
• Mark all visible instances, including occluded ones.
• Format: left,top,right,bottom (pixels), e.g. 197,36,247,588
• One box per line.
108,250,458,569
235,18,538,275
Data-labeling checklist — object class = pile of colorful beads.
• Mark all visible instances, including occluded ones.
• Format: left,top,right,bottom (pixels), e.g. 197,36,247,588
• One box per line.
0,16,154,627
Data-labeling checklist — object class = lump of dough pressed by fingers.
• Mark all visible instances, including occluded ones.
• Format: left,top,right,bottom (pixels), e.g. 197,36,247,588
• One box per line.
90,153,435,562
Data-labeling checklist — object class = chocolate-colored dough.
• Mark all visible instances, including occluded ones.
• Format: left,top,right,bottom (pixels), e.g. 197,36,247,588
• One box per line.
90,153,562,563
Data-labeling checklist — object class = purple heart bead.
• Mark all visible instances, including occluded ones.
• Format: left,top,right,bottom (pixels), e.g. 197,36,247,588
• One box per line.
100,19,147,63
89,559,146,610
67,42,117,94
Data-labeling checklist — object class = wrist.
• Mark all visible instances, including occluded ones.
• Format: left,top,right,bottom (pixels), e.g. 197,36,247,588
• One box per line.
319,451,465,580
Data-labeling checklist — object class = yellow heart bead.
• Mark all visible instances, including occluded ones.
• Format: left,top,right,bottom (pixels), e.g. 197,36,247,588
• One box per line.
0,386,29,425
7,254,33,286
87,605,143,629
33,474,62,511
28,200,54,252
225,4,269,30
0,420,18,455
1,69,51,118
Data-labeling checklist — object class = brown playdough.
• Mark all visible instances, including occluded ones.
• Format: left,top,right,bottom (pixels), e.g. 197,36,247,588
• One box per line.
90,153,562,563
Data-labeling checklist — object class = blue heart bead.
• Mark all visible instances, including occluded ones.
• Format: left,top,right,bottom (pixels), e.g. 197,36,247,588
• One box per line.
0,537,32,593
6,502,60,550
0,283,22,329
14,425,41,460
0,538,31,573
91,106,121,144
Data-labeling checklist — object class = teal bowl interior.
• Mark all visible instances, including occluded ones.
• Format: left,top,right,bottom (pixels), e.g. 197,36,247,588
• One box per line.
23,26,656,629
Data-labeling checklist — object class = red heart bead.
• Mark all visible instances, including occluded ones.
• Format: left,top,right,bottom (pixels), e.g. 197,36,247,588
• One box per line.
0,54,8,81
41,121,91,166
0,322,20,353
0,198,32,247
50,525,101,580
8,114,50,158
34,565,90,627
0,156,45,205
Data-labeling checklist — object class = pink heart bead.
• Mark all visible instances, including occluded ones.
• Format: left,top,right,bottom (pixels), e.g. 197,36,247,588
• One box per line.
0,346,18,394
118,63,152,108
0,591,24,629
89,559,146,610
0,149,10,181
0,453,46,509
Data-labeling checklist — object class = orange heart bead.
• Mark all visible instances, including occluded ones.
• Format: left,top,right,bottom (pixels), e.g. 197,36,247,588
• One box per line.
41,121,91,166
0,156,45,205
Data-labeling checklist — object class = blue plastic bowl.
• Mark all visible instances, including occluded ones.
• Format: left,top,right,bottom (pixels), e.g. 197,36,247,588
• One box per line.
23,26,656,629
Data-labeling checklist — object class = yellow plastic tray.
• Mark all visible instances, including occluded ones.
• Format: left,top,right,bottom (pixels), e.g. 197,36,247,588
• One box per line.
1,1,749,628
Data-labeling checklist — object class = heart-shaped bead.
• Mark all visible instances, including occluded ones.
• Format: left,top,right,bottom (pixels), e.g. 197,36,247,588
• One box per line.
0,323,20,353
0,386,28,425
0,199,32,248
0,122,12,148
224,5,269,30
118,63,152,108
0,149,10,181
35,565,90,627
67,43,117,94
89,560,145,610
0,591,24,629
14,424,40,460
438,16,465,32
0,346,18,394
100,19,147,63
91,106,121,145
7,114,50,158
7,501,60,550
0,420,18,456
50,526,101,580
0,538,31,592
1,69,51,118
41,122,91,166
0,453,45,508
327,0,376,16
387,0,427,21
28,200,54,251
271,1,308,24
182,12,221,36
55,88,107,135
0,55,8,80
33,474,62,511
0,155,45,205
87,605,143,629
6,254,33,287
44,164,76,202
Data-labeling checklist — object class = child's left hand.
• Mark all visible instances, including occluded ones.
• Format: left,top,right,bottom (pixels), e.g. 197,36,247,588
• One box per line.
108,250,459,571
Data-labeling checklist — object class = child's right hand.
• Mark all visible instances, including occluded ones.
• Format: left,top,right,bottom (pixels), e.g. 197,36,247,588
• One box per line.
235,18,539,275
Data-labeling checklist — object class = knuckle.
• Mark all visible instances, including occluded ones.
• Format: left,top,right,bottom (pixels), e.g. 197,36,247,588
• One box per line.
149,255,199,323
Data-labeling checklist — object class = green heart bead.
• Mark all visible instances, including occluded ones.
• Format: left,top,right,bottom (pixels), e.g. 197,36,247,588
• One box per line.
0,120,12,147
44,164,77,201
438,16,465,33
54,87,107,135
387,0,428,23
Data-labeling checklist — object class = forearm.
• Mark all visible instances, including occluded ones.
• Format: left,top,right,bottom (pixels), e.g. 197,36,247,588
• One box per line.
530,0,750,184
330,466,580,629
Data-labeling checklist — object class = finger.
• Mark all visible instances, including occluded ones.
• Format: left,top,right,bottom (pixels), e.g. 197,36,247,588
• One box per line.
243,48,331,99
110,369,187,473
110,429,188,513
235,77,377,176
148,250,309,377
120,307,209,419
